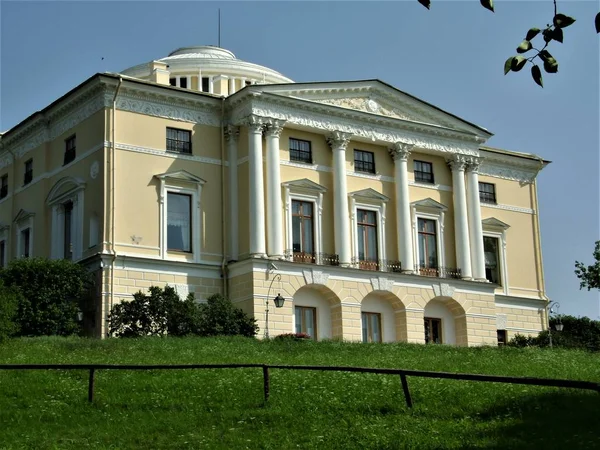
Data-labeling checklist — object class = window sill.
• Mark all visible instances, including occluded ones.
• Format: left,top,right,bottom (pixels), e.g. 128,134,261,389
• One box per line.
355,170,377,175
289,159,313,165
415,179,435,185
166,150,193,156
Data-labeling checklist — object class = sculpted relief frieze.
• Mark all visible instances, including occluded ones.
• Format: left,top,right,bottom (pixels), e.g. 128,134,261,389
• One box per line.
316,97,420,123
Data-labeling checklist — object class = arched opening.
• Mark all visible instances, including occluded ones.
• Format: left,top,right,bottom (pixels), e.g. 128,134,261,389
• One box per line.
424,297,467,345
360,292,406,343
46,177,85,260
292,284,341,340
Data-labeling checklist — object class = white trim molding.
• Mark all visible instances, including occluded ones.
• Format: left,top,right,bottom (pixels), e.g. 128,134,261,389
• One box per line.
14,209,34,259
411,198,447,273
0,224,9,267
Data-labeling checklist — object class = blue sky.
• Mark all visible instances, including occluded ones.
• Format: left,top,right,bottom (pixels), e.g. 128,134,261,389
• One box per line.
1,1,598,318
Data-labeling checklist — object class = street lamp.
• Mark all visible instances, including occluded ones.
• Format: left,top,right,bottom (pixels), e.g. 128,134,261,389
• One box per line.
265,272,286,339
546,301,563,348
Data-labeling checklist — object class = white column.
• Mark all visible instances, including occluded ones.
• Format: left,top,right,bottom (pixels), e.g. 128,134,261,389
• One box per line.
265,120,285,258
248,117,266,257
225,125,239,261
175,76,180,87
448,156,472,280
197,70,202,91
228,78,235,95
466,158,486,281
389,142,415,274
327,131,352,266
208,76,214,94
186,76,191,89
50,205,59,259
240,77,247,89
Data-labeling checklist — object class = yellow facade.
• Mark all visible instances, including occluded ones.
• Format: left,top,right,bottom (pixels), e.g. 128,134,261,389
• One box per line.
0,47,551,344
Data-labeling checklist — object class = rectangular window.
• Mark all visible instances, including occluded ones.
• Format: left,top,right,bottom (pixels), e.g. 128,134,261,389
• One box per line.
497,329,507,346
0,175,8,199
289,138,312,164
291,200,314,263
179,77,188,89
64,135,76,165
0,240,5,267
63,201,73,260
424,317,442,344
201,77,210,92
414,160,434,184
23,159,33,186
166,128,192,154
357,209,378,270
169,78,177,87
361,312,382,343
484,236,501,284
418,218,438,274
21,228,30,258
295,306,317,339
167,192,192,252
354,150,375,174
479,182,497,204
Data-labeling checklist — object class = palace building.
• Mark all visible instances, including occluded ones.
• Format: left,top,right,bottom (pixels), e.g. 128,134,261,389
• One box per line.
0,46,551,344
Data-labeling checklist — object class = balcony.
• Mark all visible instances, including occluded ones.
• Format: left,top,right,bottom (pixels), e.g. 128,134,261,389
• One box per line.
350,258,403,273
284,250,339,266
415,265,462,280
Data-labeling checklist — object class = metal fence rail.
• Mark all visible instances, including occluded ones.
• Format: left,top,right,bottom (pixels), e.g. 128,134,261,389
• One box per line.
1,363,598,407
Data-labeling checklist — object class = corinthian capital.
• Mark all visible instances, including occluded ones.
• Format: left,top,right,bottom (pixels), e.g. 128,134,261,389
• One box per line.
265,119,285,137
326,131,352,150
446,155,468,171
224,125,239,143
466,157,481,173
245,115,265,134
389,142,413,161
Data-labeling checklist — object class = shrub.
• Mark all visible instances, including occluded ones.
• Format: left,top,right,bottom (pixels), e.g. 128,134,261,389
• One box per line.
108,288,258,338
274,333,312,341
0,281,21,342
508,316,600,351
0,258,93,337
507,333,537,348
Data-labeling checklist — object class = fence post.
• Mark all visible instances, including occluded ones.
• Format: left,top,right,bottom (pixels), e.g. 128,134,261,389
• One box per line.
263,365,270,403
88,368,95,403
400,373,412,408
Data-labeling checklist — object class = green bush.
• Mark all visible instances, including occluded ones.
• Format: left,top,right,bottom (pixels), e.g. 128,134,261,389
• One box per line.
0,258,93,337
0,281,21,342
508,316,600,351
108,287,258,338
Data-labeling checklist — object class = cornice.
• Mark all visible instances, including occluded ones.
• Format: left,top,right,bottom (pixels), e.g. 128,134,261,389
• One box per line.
479,162,538,185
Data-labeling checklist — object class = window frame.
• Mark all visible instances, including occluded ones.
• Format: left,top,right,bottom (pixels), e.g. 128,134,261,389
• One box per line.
361,312,382,343
294,306,317,340
349,191,388,272
166,191,193,253
47,177,85,261
166,127,192,154
497,329,507,346
354,149,376,174
289,138,313,164
482,230,508,294
417,217,438,272
64,135,77,166
411,199,447,275
0,174,8,199
15,210,34,259
23,159,33,186
414,160,434,184
424,317,443,344
201,77,210,92
479,182,497,204
356,209,379,270
291,199,315,263
0,225,8,267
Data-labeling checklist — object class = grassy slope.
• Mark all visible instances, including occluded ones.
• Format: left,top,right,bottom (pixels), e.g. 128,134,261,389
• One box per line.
0,337,599,449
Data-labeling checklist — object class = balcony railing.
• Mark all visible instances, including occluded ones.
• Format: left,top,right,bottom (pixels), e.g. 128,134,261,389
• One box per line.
415,265,462,280
284,250,339,267
350,258,403,273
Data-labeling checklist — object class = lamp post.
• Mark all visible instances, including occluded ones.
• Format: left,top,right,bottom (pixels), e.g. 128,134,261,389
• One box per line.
546,301,562,348
265,273,286,339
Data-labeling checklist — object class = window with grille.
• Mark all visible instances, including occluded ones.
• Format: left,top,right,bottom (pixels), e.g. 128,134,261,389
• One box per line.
289,138,312,164
357,209,378,270
354,150,375,174
414,160,434,184
64,135,76,165
479,182,497,204
166,128,192,154
418,218,438,270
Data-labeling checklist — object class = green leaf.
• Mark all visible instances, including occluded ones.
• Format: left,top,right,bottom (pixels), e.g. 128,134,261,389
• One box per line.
480,0,494,12
595,12,600,33
504,56,514,75
525,27,541,41
531,65,543,87
542,28,553,43
417,0,431,9
553,13,576,28
516,40,533,53
543,60,559,74
552,27,564,43
539,50,557,65
510,56,527,72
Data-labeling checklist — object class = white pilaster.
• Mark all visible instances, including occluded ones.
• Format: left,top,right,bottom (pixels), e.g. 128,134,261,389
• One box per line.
240,77,247,89
327,131,352,266
265,120,285,258
175,76,180,87
389,142,414,274
448,156,472,280
197,70,202,91
247,116,266,257
208,76,214,94
186,76,191,89
225,125,240,261
466,158,486,281
228,78,235,95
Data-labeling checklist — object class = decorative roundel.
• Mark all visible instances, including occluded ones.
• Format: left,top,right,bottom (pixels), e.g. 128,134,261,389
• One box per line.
366,99,379,113
90,161,99,179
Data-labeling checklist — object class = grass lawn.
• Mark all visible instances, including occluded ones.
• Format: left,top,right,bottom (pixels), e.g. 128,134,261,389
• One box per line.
0,337,599,449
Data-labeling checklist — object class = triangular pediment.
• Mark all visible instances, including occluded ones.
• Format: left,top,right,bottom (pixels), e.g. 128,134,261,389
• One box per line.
411,198,447,211
257,80,491,138
482,217,510,230
155,170,206,185
349,188,389,202
282,178,327,193
14,209,34,224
